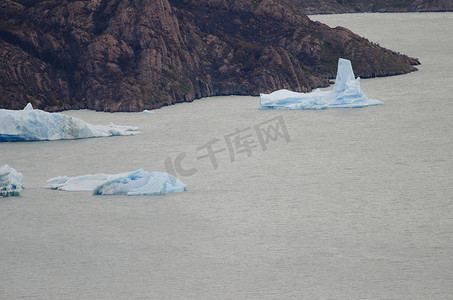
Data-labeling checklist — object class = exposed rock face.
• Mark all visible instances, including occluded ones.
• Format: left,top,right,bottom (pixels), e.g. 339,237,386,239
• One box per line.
0,0,420,112
292,0,453,14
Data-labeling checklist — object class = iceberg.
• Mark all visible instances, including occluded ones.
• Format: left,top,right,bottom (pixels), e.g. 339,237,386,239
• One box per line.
259,58,383,110
45,170,187,196
0,103,139,142
0,164,24,197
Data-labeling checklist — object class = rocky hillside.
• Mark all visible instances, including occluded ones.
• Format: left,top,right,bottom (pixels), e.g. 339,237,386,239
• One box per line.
0,0,419,112
292,0,453,14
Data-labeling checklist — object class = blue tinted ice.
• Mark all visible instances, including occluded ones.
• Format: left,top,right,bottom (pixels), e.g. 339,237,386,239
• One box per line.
259,58,383,110
46,170,187,196
0,164,24,196
0,104,139,142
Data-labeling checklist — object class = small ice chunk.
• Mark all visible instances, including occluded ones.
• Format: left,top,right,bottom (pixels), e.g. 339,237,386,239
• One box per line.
0,164,24,197
142,110,154,114
23,103,34,111
259,58,383,110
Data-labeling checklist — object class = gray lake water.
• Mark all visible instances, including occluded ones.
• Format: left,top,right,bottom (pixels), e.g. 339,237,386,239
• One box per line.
1,13,452,299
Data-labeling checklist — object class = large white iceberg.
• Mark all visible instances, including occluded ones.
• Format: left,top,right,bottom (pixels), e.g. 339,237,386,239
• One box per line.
0,164,24,197
0,103,139,142
259,58,383,110
45,169,187,196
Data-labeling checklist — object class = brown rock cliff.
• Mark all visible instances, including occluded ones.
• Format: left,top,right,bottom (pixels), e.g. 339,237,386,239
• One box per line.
0,0,419,111
291,0,453,14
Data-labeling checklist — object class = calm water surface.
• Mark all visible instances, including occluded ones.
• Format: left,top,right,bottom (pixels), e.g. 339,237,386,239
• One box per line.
1,13,452,299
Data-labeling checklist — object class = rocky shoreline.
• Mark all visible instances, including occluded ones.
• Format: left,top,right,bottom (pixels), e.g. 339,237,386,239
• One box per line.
292,0,453,15
0,0,420,112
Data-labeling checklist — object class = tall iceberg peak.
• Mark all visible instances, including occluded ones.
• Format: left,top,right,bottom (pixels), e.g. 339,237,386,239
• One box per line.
23,103,34,111
0,103,139,142
259,58,382,110
0,165,24,197
333,58,357,93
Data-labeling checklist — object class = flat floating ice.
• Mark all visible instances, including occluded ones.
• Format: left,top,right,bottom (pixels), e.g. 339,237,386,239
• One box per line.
259,58,383,110
45,170,187,196
0,164,24,197
0,103,139,142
